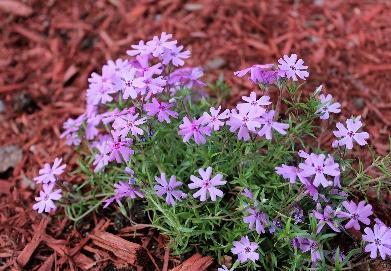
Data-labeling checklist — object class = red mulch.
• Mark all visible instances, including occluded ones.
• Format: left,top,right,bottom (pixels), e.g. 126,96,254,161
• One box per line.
0,0,390,270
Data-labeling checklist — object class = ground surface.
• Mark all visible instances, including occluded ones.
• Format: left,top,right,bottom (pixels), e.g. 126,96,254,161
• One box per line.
0,0,390,270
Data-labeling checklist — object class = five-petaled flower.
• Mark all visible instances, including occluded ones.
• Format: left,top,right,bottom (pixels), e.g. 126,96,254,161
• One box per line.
333,117,369,149
231,236,259,263
144,98,178,123
188,167,226,201
154,173,185,205
112,113,147,138
312,205,340,233
179,116,212,145
337,200,373,230
278,54,309,81
362,224,391,260
243,208,269,234
33,183,62,213
316,94,341,120
34,157,66,184
201,106,230,131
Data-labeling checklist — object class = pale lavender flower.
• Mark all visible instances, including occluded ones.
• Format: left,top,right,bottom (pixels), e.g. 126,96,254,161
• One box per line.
227,106,264,141
234,64,281,84
231,236,259,263
33,183,62,213
34,157,66,184
333,117,369,149
299,153,340,188
217,265,232,271
237,91,271,111
127,40,152,56
162,45,191,67
362,224,391,260
86,82,116,105
154,173,184,205
146,32,177,57
178,116,212,145
144,98,178,123
115,68,145,99
242,188,254,200
112,113,147,138
85,113,101,140
201,106,230,131
104,179,144,208
188,167,226,201
275,165,300,183
337,200,372,230
101,107,136,125
61,114,85,146
93,142,110,172
243,208,268,234
316,94,341,120
258,110,289,140
313,205,340,233
167,67,206,94
278,54,309,81
107,133,134,163
140,70,166,98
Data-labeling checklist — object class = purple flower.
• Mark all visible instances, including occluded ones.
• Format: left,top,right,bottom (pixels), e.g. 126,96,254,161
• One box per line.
146,32,177,58
258,110,289,140
162,44,191,67
101,107,136,125
333,117,369,149
217,265,231,271
144,98,178,123
275,165,300,183
107,133,134,163
201,106,230,131
178,116,212,145
188,167,226,201
154,173,184,205
93,141,110,172
61,114,85,146
291,206,304,224
242,188,254,200
127,40,151,56
104,179,144,208
227,107,264,141
292,237,321,262
362,224,391,260
299,153,340,188
316,94,341,120
33,183,62,213
312,205,340,233
115,68,145,99
167,67,206,94
269,218,283,234
33,157,66,184
112,113,147,138
231,236,259,263
278,54,309,81
139,70,166,98
243,208,268,234
337,200,372,230
234,64,281,84
237,91,271,111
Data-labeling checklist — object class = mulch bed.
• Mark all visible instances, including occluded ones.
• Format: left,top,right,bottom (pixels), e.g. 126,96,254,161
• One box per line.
0,0,390,270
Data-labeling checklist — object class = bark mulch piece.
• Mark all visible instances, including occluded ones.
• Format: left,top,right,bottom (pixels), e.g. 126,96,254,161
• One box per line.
1,0,390,270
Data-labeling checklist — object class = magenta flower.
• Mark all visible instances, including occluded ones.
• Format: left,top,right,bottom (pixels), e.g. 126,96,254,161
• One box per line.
312,205,340,233
162,45,191,67
258,110,289,140
299,153,340,188
144,98,178,123
237,91,271,111
201,106,230,131
227,107,264,141
337,200,373,230
178,116,212,145
112,113,147,138
154,173,184,205
34,157,66,184
115,68,145,99
231,236,259,263
107,133,134,163
243,208,269,234
333,118,369,149
188,167,226,201
316,94,341,120
278,54,309,81
362,224,391,260
33,183,62,213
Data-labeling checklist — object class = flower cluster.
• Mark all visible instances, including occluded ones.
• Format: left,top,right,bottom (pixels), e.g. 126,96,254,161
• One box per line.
39,33,390,270
33,157,65,213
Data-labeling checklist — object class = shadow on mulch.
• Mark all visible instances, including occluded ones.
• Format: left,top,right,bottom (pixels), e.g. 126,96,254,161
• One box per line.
0,0,390,270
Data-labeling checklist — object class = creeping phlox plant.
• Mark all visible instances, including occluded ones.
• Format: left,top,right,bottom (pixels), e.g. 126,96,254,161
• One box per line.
32,33,391,270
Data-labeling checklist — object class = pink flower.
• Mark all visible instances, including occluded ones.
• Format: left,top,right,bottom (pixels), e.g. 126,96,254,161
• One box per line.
362,224,391,260
316,94,341,120
188,167,226,201
333,117,369,149
103,179,144,208
237,91,271,111
231,236,259,263
257,110,289,140
33,183,62,213
144,98,178,123
278,54,309,81
312,205,340,233
178,116,211,145
154,173,184,205
139,70,166,98
34,157,66,184
112,113,147,138
337,200,372,230
107,132,134,163
227,107,264,141
201,106,230,131
115,68,145,99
